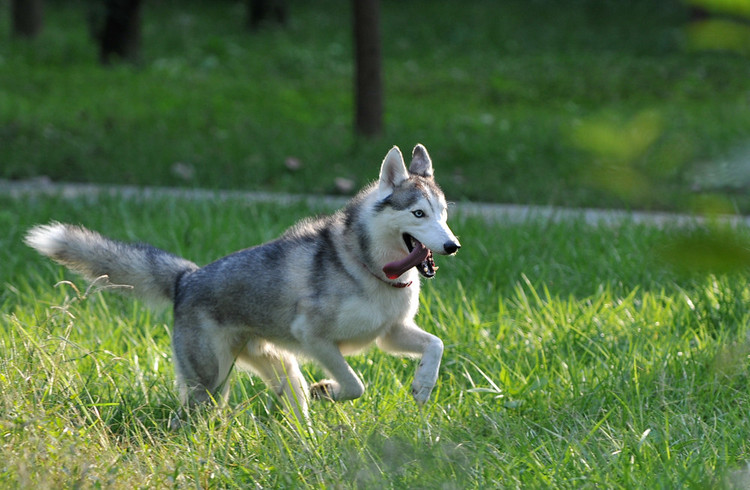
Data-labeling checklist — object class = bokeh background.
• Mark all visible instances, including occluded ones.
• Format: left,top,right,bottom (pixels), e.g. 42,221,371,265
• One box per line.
3,0,750,213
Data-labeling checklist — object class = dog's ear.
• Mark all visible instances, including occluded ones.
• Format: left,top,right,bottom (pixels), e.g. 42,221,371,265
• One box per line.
409,144,434,178
379,146,410,197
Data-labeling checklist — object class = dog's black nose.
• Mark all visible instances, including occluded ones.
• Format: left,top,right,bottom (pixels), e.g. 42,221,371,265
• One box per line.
444,241,461,254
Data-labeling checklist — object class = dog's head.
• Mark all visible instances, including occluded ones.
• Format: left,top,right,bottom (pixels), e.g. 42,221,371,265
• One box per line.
376,144,461,279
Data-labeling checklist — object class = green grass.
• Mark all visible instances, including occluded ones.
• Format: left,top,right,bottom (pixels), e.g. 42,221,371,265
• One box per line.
2,0,750,212
3,2,750,482
3,193,750,487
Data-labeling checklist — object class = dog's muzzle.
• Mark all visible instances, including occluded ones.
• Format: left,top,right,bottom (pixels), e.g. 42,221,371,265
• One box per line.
382,234,460,280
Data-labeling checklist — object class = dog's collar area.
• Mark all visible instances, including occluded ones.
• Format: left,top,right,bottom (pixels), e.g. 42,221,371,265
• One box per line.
389,280,413,288
359,261,412,288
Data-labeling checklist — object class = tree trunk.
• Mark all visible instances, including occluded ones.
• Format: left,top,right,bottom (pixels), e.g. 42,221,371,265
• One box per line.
352,0,383,137
11,0,43,39
247,0,287,30
100,0,143,65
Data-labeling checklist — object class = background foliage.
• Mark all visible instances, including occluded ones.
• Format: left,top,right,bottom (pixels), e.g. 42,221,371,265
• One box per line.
2,0,750,211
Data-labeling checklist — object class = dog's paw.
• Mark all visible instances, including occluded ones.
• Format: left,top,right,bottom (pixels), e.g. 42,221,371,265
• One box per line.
411,382,435,405
169,413,185,431
310,380,337,401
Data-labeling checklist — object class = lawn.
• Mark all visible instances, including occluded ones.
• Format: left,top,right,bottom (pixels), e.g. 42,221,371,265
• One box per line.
2,192,750,487
3,0,750,487
2,0,750,212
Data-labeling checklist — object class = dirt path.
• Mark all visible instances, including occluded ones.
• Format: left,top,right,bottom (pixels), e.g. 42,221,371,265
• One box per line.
3,179,748,228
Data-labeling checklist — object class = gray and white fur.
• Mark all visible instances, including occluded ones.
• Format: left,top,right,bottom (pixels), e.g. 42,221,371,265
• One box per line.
25,144,461,423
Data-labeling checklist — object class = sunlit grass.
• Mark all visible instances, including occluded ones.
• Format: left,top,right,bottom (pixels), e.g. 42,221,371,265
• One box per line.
2,193,750,487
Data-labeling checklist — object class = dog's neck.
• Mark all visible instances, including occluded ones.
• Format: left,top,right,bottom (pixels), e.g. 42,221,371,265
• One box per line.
359,261,412,288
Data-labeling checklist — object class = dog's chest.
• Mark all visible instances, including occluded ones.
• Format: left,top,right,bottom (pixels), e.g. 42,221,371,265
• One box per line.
332,286,419,349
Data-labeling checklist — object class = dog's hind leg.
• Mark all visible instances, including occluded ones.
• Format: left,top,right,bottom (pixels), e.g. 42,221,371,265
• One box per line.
171,313,237,408
236,340,309,423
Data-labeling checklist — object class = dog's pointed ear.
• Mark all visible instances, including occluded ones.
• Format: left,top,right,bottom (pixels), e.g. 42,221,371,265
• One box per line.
409,144,434,178
379,146,409,197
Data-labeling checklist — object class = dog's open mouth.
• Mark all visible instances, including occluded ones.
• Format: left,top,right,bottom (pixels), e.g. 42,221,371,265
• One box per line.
382,234,438,280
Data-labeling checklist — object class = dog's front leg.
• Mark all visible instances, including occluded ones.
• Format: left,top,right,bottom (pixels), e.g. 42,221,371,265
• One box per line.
292,311,366,402
377,322,444,404
305,339,366,402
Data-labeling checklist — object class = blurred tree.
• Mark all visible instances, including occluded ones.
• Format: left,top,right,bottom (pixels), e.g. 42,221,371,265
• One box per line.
99,0,142,64
353,0,383,137
247,0,287,30
11,0,43,38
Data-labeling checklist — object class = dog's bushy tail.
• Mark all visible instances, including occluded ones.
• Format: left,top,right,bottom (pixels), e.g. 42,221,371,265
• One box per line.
25,222,198,304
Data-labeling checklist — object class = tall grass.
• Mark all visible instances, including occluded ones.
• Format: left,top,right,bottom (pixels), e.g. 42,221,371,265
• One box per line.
2,193,750,487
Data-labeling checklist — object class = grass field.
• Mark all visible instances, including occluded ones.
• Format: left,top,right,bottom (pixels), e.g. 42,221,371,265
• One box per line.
2,192,750,487
3,0,750,486
2,0,750,212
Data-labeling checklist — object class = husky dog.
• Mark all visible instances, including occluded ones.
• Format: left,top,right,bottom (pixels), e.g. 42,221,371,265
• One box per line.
25,144,460,422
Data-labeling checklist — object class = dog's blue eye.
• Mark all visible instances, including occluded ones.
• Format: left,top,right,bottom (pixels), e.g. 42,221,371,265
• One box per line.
412,210,425,218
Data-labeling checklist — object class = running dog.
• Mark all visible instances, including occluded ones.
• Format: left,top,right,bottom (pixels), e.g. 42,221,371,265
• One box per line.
25,144,461,422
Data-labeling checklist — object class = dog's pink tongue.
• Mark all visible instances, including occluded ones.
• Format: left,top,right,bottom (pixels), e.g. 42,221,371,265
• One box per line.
382,241,429,279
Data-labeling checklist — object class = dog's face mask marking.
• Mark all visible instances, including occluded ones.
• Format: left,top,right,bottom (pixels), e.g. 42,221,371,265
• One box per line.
377,145,461,279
